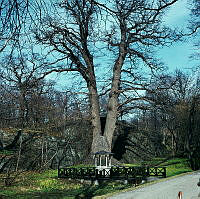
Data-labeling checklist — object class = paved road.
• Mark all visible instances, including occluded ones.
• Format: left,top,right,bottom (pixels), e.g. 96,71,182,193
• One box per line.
108,172,200,199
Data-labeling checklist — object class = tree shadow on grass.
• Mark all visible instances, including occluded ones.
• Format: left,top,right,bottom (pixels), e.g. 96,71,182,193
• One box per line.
74,181,112,199
0,181,112,199
1,190,77,199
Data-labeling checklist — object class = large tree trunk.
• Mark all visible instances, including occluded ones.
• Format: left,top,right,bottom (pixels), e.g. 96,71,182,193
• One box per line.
83,52,111,153
84,20,127,153
184,97,195,154
88,83,110,153
104,66,123,150
104,43,126,151
90,36,126,152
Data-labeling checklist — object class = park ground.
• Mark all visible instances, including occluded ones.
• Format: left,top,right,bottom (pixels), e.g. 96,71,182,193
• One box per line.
0,157,194,199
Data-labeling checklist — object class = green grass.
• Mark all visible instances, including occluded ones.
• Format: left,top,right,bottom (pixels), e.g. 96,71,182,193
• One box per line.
138,157,192,177
0,158,193,199
68,164,93,168
141,157,193,177
0,170,132,199
124,157,192,177
160,158,193,177
141,157,167,166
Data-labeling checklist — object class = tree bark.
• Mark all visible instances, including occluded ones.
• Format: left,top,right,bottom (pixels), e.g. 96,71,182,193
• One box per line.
104,42,126,151
89,84,105,153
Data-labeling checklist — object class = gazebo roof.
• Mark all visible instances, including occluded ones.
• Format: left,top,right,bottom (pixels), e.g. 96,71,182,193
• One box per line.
93,151,114,155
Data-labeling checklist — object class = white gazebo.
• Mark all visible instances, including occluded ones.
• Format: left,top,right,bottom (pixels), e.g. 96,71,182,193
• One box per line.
93,151,113,170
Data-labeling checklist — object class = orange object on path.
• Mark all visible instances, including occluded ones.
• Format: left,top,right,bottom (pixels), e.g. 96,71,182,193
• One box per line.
178,191,183,199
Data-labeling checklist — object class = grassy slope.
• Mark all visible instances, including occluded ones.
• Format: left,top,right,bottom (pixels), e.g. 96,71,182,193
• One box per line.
141,157,192,177
0,158,193,199
159,158,193,177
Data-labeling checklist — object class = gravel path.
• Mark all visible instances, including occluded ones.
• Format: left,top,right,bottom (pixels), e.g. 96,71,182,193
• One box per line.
108,172,200,199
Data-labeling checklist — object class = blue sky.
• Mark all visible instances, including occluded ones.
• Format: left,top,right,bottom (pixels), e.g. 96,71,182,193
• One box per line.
157,0,199,72
49,0,198,90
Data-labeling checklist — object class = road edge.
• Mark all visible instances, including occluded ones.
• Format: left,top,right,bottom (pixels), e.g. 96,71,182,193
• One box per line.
92,171,198,199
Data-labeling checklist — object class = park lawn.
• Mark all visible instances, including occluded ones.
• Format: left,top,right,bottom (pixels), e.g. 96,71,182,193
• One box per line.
0,170,132,199
0,158,193,199
140,157,193,177
145,157,193,177
159,158,193,177
125,157,193,177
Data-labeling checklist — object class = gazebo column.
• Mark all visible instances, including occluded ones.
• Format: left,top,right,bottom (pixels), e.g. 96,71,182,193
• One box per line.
99,155,101,166
93,151,113,168
109,156,112,167
105,155,108,167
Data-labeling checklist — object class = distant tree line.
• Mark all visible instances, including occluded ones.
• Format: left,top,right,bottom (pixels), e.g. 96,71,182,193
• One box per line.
0,67,199,171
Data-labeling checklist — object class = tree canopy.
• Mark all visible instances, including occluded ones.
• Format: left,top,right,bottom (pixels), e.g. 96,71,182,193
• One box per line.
30,0,181,152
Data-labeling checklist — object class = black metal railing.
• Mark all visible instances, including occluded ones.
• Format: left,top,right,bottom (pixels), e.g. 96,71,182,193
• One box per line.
58,166,166,180
58,167,96,179
146,166,166,178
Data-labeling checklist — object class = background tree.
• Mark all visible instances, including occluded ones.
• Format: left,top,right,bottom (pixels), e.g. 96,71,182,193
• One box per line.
0,0,30,53
136,69,200,168
189,0,200,60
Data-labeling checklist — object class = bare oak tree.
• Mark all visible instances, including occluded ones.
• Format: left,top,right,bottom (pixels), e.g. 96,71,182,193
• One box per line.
33,0,180,153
